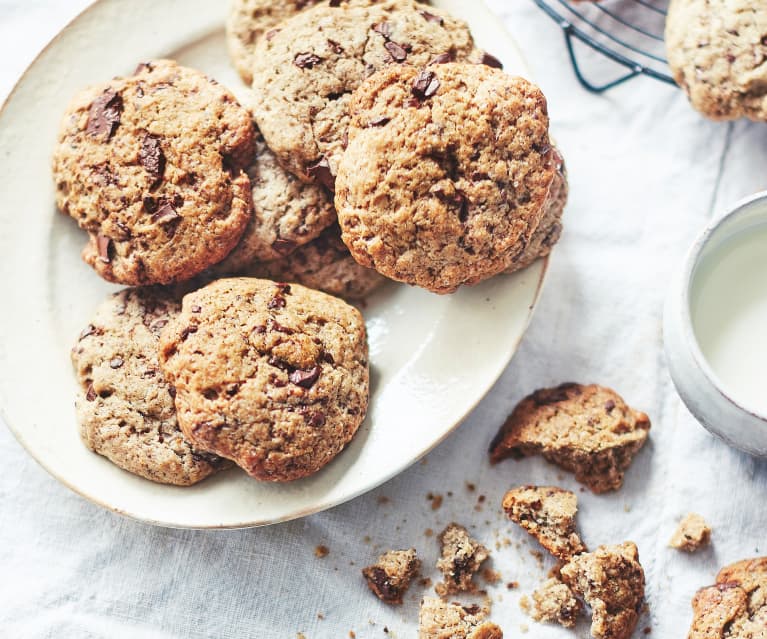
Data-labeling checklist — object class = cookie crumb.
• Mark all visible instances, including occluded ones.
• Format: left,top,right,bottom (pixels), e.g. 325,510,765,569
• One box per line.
362,549,421,605
531,578,582,628
520,624,529,633
427,493,444,511
436,523,490,595
315,545,330,558
466,482,476,492
418,597,503,639
317,613,325,620
349,632,356,638
425,528,434,538
502,485,586,561
377,495,391,505
506,581,519,590
519,595,531,613
669,513,711,552
482,568,501,584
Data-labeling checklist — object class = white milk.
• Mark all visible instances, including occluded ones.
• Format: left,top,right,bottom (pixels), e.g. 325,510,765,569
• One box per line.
691,223,767,414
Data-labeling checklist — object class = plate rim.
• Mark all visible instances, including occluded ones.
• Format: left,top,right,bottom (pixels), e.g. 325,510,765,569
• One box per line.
0,0,549,529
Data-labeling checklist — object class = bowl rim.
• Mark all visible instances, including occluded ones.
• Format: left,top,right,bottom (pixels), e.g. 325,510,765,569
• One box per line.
679,189,767,424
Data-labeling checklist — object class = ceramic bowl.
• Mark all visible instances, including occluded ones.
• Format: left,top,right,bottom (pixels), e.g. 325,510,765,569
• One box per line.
664,191,767,457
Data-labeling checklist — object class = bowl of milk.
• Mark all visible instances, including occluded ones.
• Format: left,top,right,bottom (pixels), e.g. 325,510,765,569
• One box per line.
664,191,767,457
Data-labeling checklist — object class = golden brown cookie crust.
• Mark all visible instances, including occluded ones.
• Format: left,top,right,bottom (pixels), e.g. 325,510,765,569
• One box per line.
336,62,558,293
490,383,651,493
250,0,475,184
159,278,369,482
53,60,255,285
71,288,230,485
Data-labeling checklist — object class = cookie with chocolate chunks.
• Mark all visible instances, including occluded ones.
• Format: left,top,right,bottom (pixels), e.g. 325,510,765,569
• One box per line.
336,62,559,293
213,134,338,270
250,0,475,185
53,59,255,285
71,288,231,486
158,278,369,482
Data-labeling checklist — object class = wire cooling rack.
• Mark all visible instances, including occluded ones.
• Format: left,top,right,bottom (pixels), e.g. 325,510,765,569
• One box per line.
534,0,675,92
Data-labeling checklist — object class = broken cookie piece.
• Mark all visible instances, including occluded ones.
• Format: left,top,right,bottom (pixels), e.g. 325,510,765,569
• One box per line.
436,523,490,596
502,485,586,561
418,597,503,639
362,548,421,605
670,513,712,553
532,578,583,628
560,542,646,639
490,383,651,493
687,557,767,638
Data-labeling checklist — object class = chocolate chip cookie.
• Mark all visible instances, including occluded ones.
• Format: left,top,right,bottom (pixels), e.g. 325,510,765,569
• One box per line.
53,59,255,285
245,224,388,300
336,62,559,293
688,557,767,638
502,485,586,561
419,598,503,639
490,383,651,493
670,513,712,553
666,0,767,121
560,542,646,639
71,288,230,485
531,578,583,629
226,0,326,85
250,0,475,185
158,278,369,482
214,134,338,271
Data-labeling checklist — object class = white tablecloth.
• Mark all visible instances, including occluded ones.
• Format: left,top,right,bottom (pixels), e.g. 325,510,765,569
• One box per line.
1,1,766,637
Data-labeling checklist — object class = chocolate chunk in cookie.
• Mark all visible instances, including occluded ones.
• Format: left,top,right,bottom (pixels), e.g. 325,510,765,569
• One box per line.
490,383,651,494
53,60,255,285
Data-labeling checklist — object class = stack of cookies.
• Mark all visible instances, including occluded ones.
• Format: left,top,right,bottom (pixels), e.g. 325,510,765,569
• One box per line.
55,0,567,486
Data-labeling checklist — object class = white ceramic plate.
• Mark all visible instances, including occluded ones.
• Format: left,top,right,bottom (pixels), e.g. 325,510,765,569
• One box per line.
0,0,546,528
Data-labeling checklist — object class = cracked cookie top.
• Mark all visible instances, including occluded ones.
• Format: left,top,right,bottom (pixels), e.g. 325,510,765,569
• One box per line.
336,62,558,293
250,0,475,185
71,287,231,485
158,278,369,482
53,59,255,285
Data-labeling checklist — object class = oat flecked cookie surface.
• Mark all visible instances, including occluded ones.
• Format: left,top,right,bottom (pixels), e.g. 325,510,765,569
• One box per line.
244,224,388,300
502,485,586,561
71,288,230,485
419,598,503,639
687,557,767,638
362,548,421,605
159,278,369,482
490,383,651,493
250,0,475,184
666,0,767,121
531,577,583,629
213,134,337,271
670,513,712,553
561,542,646,639
336,62,559,293
226,0,326,85
53,60,255,286
435,523,490,596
